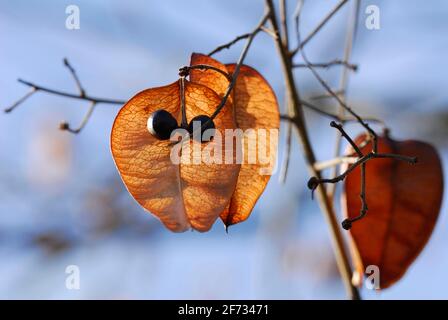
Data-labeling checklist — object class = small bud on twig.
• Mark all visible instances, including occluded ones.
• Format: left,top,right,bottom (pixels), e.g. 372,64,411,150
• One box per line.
59,122,69,131
341,219,352,230
307,176,319,190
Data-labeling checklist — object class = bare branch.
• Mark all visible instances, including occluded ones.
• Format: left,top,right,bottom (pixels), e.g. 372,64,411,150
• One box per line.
4,61,125,133
279,0,289,49
279,94,293,184
308,152,417,189
339,0,360,93
291,0,349,56
315,119,373,232
329,0,361,199
180,76,187,128
341,162,367,230
309,90,345,100
328,119,369,230
314,156,357,171
277,0,292,183
300,99,385,125
330,121,362,156
208,12,271,121
63,58,86,97
279,120,293,184
15,79,125,105
59,101,97,134
207,33,251,56
265,0,360,300
293,59,358,71
179,64,232,82
4,88,36,113
293,0,305,25
192,11,271,137
292,4,376,152
299,48,378,153
260,26,278,39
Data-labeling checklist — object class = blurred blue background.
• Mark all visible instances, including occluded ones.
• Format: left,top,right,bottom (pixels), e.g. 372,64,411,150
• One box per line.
0,0,447,299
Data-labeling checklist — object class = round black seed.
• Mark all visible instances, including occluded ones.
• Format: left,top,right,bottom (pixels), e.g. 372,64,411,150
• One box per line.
187,115,216,142
147,109,179,140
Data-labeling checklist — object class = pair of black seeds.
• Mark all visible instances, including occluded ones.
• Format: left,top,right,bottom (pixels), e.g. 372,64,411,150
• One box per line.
148,109,215,141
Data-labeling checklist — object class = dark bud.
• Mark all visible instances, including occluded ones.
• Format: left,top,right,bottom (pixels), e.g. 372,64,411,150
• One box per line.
59,122,69,130
147,109,179,140
307,176,319,190
330,120,341,129
341,219,352,230
187,115,215,142
178,66,189,77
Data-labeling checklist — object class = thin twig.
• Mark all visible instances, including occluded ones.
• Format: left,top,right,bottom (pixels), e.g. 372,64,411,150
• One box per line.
4,88,36,113
280,0,289,49
279,122,293,184
290,0,349,56
63,58,86,97
310,90,344,100
58,59,100,134
329,118,370,230
207,33,251,56
339,0,360,95
308,152,417,188
279,0,304,184
194,12,270,137
277,0,390,241
330,121,362,156
279,94,293,184
314,156,357,171
15,79,125,105
300,100,385,125
299,48,378,153
359,163,367,218
180,77,187,128
329,0,361,199
340,164,369,231
60,101,97,134
293,59,358,71
260,26,278,39
292,0,305,52
5,61,125,133
179,64,232,82
278,0,292,183
340,162,367,229
208,12,270,121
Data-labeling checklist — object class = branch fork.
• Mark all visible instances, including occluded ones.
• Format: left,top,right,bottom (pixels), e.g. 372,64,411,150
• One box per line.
4,59,125,134
307,121,417,230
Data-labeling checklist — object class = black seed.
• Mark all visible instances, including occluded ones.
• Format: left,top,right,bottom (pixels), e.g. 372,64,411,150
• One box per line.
187,115,215,142
147,109,178,140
